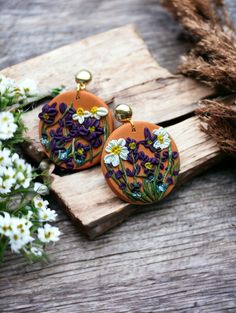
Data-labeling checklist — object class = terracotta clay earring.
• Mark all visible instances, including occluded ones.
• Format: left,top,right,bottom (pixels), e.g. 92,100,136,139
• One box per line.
101,104,180,204
38,70,113,170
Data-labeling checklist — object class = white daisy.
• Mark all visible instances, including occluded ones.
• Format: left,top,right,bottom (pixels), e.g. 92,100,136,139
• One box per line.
38,223,61,243
38,207,57,222
18,78,38,97
104,138,129,167
0,112,17,140
0,212,12,236
86,106,108,120
152,127,170,150
0,148,12,167
33,195,49,210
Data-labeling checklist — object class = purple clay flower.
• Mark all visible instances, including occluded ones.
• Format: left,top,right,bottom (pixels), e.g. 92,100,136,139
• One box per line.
64,158,74,170
139,128,157,152
105,169,114,178
160,163,165,170
50,127,64,141
138,151,149,162
172,151,179,159
74,142,90,163
158,173,163,180
79,117,104,147
119,183,126,190
130,181,142,192
126,138,139,152
39,102,58,124
167,177,174,185
127,151,139,164
162,150,169,162
141,156,159,175
126,164,141,177
173,170,179,176
50,139,64,154
59,102,67,114
115,170,124,179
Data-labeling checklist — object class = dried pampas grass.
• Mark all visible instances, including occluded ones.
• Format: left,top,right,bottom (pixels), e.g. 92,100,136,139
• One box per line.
161,0,236,155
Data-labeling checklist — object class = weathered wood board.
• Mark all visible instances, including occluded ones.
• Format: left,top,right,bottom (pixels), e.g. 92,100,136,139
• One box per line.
0,25,221,238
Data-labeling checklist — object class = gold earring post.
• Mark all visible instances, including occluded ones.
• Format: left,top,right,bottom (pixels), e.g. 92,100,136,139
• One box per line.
114,104,136,132
75,69,92,97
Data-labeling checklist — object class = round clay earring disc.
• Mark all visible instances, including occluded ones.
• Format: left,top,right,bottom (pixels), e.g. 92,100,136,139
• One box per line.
39,90,113,170
101,121,180,205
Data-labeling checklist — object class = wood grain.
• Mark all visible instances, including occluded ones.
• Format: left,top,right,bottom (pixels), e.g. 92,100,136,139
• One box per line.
0,1,236,312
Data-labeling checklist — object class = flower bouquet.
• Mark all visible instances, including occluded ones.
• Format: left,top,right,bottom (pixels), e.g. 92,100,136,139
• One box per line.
0,75,60,263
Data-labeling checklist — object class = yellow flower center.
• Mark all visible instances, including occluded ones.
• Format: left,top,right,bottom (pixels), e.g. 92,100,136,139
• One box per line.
129,142,136,150
13,234,18,240
2,116,9,122
147,139,152,145
89,126,96,133
111,146,122,155
77,148,84,155
76,107,84,116
145,162,153,170
91,106,98,114
45,231,51,239
43,113,49,120
157,134,164,144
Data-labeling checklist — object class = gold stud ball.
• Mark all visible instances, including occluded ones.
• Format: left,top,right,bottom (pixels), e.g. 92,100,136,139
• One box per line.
75,69,92,85
115,104,133,123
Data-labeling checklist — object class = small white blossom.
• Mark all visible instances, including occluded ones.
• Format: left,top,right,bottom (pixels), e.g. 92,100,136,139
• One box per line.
104,138,129,167
152,127,170,150
0,148,12,167
0,212,12,236
31,246,42,256
38,207,57,222
0,112,17,140
38,223,60,243
33,195,49,210
34,182,49,195
18,79,38,97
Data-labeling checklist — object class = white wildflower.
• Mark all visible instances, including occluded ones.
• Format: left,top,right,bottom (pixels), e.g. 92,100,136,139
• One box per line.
38,207,57,222
33,195,49,210
0,148,12,167
0,112,17,140
85,106,108,120
0,212,12,236
18,78,38,97
38,223,60,243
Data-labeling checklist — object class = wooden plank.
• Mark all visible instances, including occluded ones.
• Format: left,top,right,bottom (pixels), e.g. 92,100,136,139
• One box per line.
1,1,236,312
0,25,220,238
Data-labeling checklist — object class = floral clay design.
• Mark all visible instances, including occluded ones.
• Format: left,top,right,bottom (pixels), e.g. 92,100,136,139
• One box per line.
39,70,113,170
101,105,180,204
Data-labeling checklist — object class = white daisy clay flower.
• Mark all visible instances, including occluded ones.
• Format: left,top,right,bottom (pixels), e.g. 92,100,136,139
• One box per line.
104,138,129,167
152,127,170,150
33,195,49,210
86,106,108,120
33,182,49,195
38,207,57,222
38,223,61,243
72,107,89,124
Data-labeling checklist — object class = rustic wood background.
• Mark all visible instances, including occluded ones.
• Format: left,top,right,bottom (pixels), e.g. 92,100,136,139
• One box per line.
0,0,236,312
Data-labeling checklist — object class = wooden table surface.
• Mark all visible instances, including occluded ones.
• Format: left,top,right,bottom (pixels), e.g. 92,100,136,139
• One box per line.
0,1,236,312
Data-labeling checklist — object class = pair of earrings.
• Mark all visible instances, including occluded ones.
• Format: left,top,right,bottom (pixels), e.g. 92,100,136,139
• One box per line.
38,70,180,205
